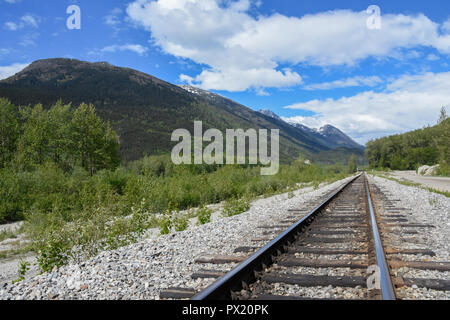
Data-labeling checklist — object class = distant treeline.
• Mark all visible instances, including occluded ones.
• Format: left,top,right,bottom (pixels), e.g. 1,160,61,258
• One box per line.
365,108,449,174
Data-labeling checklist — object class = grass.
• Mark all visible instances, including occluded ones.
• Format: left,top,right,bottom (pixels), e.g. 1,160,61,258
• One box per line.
0,229,18,242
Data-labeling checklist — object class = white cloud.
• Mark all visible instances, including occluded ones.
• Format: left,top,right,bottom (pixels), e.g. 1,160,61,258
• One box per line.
126,0,302,91
19,32,39,47
5,0,22,3
126,0,450,91
304,76,383,91
283,72,450,144
442,19,450,33
4,22,18,31
21,15,38,28
0,48,10,56
0,62,29,80
105,8,123,26
426,53,440,61
4,14,39,31
180,67,301,92
89,44,148,56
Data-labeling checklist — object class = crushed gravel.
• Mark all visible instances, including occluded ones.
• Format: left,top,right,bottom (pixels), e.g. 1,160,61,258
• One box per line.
368,174,450,300
1,174,447,300
0,177,355,300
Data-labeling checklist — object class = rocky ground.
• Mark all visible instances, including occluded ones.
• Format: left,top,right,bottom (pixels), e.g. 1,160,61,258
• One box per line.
0,222,38,285
0,174,448,300
368,174,450,299
0,177,354,300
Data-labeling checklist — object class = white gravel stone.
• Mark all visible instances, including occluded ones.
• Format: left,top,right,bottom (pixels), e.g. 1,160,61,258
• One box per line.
0,176,355,300
369,174,450,300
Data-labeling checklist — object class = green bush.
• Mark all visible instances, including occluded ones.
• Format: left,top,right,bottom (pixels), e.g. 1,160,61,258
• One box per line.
158,215,172,235
173,213,189,232
222,197,251,217
196,206,213,225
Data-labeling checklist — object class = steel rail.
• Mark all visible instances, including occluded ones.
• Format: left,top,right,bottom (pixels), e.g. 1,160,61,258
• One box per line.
191,173,363,300
364,175,396,300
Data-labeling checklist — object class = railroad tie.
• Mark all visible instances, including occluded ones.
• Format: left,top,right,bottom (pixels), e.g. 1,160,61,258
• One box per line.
191,269,226,280
261,273,367,288
278,258,368,269
287,247,368,255
194,254,248,264
160,287,196,299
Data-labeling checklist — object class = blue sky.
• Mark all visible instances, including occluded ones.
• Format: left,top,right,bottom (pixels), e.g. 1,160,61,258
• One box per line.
1,0,450,144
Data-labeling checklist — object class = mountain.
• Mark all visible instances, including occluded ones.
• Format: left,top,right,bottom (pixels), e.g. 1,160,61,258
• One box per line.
0,58,363,164
257,109,282,121
257,109,364,150
316,124,364,150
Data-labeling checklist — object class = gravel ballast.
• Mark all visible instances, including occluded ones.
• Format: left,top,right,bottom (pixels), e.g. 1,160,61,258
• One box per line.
368,174,450,300
1,174,448,300
0,177,354,300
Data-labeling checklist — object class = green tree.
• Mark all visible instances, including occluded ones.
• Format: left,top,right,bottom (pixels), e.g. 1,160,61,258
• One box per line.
15,104,50,168
437,118,450,164
438,106,448,125
0,99,20,168
46,101,73,169
347,154,357,173
70,103,120,175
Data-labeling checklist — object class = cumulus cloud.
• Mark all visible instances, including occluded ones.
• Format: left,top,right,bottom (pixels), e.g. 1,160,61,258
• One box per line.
126,0,450,91
303,76,383,91
283,72,450,144
442,19,450,33
126,0,302,91
0,62,29,80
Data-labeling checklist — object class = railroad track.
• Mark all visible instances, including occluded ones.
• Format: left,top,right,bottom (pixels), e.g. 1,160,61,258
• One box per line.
160,173,450,300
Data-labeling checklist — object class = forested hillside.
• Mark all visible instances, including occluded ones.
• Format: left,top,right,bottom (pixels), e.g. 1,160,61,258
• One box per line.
0,58,362,164
365,108,450,174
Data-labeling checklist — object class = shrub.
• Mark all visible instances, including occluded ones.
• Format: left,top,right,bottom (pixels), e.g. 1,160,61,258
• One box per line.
173,213,189,232
158,215,172,235
222,197,251,217
12,260,30,284
196,206,213,225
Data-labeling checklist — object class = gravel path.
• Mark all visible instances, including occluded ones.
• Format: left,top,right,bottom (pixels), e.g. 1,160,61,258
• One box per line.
0,177,354,300
384,170,450,193
0,222,38,284
368,174,450,300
